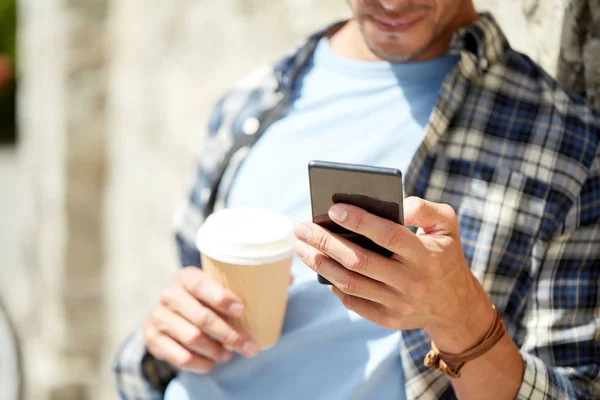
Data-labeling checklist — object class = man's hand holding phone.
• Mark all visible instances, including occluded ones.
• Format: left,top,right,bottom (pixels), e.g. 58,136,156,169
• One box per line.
294,197,496,354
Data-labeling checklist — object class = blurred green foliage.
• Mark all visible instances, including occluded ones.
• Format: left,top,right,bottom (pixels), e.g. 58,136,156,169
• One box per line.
0,0,15,61
0,0,15,143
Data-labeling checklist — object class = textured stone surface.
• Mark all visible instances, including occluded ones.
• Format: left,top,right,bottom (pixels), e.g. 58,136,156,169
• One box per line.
557,0,600,109
13,1,599,399
18,0,108,398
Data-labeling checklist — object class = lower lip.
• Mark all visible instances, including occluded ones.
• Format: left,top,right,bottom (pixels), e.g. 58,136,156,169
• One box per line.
371,15,423,33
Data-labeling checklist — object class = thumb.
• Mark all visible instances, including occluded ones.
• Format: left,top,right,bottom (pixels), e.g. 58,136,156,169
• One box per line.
403,197,457,235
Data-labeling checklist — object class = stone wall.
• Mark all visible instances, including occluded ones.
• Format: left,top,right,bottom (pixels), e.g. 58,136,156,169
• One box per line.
556,0,600,109
18,0,109,398
14,1,598,399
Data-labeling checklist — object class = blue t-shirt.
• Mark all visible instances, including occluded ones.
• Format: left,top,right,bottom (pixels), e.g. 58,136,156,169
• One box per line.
166,37,459,400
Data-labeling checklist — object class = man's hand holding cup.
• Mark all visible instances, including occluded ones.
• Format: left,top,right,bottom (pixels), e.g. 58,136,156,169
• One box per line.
144,267,261,373
144,208,295,373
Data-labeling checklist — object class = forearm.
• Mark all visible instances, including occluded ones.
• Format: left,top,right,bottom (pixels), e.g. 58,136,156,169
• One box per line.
449,333,523,400
426,284,523,400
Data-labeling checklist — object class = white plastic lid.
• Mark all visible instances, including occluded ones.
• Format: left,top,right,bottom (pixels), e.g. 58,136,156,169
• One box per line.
196,208,295,265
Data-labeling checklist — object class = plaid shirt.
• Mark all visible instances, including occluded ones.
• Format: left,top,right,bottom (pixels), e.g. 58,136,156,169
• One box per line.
113,13,600,399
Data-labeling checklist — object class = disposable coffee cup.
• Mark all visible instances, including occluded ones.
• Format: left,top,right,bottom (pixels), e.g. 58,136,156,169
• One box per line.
196,208,294,350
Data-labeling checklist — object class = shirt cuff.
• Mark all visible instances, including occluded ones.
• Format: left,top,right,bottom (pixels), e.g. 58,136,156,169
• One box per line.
517,350,574,400
112,326,173,399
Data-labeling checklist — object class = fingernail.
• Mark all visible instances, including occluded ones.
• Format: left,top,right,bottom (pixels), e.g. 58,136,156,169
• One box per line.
294,224,312,241
329,205,348,222
228,303,244,317
242,341,260,357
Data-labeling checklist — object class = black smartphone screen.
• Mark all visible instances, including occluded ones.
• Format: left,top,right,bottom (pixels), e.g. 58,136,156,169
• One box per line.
308,161,404,284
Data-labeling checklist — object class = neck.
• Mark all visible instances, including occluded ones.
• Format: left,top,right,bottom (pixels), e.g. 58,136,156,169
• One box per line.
331,5,479,62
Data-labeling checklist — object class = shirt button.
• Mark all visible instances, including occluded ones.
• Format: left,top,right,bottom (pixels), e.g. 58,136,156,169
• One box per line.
242,117,260,136
200,187,211,203
480,58,489,71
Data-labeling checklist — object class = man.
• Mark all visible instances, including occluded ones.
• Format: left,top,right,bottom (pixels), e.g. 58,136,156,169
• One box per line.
113,1,600,399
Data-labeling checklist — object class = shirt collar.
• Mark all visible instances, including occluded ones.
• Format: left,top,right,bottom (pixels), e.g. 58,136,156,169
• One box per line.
449,12,510,72
275,12,509,93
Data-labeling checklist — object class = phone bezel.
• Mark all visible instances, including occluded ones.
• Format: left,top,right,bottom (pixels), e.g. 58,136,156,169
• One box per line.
308,160,404,226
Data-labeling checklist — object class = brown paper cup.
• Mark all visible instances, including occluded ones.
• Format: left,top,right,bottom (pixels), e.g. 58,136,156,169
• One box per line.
201,255,292,349
196,208,295,350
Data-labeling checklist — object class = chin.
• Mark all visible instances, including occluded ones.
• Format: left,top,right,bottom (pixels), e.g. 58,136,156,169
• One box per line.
363,29,433,62
368,42,426,62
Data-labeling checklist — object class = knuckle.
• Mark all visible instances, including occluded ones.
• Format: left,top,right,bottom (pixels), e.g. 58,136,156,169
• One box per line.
159,288,174,308
353,212,366,231
441,204,456,219
339,276,359,296
143,325,159,348
411,280,429,298
213,292,229,309
347,250,369,273
312,253,328,274
382,226,401,250
150,309,163,329
195,309,216,329
191,273,209,294
183,328,203,347
409,197,426,216
411,196,425,208
223,330,243,347
314,233,330,253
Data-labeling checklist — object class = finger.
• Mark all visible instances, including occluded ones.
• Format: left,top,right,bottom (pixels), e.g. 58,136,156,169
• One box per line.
329,286,393,329
160,285,260,358
294,220,406,283
145,324,215,373
402,196,457,235
325,203,422,258
178,267,245,318
294,241,396,304
152,306,232,363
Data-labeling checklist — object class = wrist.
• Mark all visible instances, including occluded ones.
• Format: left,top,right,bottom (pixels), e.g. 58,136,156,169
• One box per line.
425,280,495,353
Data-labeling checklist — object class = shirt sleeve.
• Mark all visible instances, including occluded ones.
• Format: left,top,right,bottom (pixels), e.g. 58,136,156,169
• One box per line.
112,326,175,399
517,147,600,399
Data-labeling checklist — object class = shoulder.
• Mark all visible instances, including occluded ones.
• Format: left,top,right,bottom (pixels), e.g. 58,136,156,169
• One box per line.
206,64,280,138
496,48,598,144
461,48,600,235
479,48,600,176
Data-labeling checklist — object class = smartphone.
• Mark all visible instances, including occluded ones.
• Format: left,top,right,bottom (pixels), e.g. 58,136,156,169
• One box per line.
308,160,404,285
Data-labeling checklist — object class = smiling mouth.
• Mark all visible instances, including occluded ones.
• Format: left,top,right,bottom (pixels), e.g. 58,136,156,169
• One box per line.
370,14,424,33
